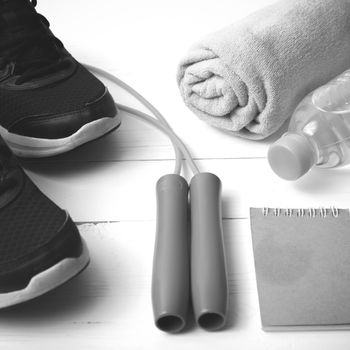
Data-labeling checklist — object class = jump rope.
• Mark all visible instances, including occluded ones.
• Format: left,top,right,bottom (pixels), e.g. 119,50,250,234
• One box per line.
85,65,229,333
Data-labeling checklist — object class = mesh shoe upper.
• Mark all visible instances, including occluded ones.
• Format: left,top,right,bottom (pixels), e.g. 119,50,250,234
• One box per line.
0,136,82,291
0,175,66,264
0,0,116,139
0,64,106,129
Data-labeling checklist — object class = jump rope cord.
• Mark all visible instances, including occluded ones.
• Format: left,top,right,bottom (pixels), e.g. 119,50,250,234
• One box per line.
84,64,200,176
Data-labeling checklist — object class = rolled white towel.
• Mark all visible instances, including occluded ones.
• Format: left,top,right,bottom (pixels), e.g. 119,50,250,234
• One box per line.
177,0,350,140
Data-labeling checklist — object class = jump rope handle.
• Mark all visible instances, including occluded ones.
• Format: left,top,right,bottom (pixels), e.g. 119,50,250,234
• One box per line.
152,173,228,333
190,173,228,331
152,174,190,333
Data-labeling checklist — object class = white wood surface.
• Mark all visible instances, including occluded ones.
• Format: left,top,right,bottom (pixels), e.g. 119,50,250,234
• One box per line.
5,0,350,348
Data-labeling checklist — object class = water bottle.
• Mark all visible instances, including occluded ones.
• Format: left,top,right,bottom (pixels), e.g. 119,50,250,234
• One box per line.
268,69,350,181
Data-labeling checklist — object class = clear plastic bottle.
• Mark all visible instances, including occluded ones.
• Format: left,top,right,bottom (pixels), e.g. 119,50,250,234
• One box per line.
268,69,350,180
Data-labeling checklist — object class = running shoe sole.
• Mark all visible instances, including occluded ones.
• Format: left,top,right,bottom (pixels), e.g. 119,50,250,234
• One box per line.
0,238,89,309
0,114,121,158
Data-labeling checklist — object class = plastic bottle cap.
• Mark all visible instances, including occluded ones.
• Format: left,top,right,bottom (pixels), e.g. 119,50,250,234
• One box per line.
268,133,315,181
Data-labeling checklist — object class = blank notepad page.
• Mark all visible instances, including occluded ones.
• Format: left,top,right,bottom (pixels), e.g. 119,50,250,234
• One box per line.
250,207,350,331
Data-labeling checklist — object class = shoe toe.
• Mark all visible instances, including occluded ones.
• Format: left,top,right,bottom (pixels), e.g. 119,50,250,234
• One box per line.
8,88,117,139
0,212,84,294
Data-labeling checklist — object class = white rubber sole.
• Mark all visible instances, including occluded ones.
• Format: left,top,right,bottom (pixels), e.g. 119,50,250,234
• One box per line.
0,114,121,158
0,239,90,309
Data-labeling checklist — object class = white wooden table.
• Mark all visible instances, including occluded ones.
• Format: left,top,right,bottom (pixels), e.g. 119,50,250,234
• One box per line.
4,1,350,348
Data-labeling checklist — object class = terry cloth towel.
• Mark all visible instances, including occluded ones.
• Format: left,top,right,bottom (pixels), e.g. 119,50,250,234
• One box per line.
177,0,350,140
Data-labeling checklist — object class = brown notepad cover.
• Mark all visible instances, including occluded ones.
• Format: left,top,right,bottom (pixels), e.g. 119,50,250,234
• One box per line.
250,207,350,331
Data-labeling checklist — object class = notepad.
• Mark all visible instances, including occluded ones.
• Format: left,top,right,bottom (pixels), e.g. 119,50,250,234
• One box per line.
250,207,350,331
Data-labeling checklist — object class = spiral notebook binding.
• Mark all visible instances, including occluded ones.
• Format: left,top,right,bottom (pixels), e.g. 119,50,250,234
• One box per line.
262,207,340,218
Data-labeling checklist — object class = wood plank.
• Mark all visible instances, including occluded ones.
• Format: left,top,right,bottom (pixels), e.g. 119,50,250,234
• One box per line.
23,158,350,223
0,221,349,349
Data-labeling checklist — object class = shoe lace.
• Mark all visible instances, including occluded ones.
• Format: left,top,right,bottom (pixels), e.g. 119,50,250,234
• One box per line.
0,0,68,85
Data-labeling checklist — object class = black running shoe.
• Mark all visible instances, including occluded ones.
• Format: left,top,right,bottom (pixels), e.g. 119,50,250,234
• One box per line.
0,0,120,157
0,135,89,308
